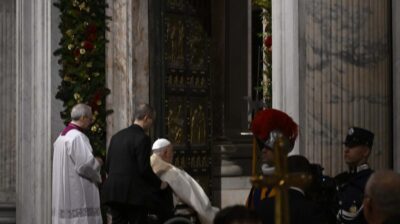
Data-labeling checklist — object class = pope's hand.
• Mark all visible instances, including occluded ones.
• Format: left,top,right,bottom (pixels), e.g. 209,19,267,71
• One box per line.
95,157,104,166
160,181,168,190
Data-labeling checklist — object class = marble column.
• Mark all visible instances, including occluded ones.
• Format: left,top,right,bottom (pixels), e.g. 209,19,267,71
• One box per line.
16,0,52,223
272,0,300,154
106,0,150,141
0,0,16,205
393,1,400,172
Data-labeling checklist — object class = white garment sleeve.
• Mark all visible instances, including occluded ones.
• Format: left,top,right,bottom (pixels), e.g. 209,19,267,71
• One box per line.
160,167,219,224
69,134,102,183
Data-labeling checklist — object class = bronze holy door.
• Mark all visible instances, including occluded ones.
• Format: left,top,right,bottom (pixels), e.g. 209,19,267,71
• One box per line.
150,0,213,196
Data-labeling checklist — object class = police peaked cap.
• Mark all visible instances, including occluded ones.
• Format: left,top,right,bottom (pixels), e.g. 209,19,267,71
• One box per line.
344,127,374,148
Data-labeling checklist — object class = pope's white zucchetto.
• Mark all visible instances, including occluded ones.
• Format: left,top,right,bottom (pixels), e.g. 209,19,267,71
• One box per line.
152,138,172,151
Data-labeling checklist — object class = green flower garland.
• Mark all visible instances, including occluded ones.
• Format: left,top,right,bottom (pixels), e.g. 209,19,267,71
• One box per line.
54,0,111,157
253,0,272,108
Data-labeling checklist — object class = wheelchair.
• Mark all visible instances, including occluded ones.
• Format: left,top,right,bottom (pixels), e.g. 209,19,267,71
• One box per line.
148,203,198,224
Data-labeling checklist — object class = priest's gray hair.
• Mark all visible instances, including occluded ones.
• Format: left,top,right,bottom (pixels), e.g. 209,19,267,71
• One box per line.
71,104,92,121
365,170,400,218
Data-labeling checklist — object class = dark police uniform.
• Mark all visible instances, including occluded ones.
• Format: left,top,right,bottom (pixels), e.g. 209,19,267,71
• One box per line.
335,127,374,224
335,164,373,224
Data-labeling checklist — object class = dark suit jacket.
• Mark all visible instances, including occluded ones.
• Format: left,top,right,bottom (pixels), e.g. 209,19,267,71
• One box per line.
102,124,162,206
256,188,326,224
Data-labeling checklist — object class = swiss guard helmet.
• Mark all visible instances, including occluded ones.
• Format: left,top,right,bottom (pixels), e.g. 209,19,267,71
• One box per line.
251,109,298,153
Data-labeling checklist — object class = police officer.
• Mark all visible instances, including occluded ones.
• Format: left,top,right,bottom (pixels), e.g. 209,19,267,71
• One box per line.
335,127,374,224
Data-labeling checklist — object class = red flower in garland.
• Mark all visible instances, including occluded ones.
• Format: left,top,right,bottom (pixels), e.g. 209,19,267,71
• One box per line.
73,49,81,57
86,24,97,35
85,24,97,43
251,108,298,146
83,41,94,51
89,90,103,112
264,36,272,49
87,33,97,42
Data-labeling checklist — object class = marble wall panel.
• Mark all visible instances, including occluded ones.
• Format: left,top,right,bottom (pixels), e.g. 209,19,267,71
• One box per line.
300,0,391,175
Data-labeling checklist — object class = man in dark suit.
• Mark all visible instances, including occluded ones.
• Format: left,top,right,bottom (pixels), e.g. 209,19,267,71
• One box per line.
102,104,168,224
335,127,374,224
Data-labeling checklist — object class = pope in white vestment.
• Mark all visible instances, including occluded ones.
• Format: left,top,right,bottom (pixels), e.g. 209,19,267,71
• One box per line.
151,138,219,224
52,104,103,224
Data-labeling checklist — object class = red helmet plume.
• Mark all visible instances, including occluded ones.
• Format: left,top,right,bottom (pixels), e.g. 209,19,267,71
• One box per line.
251,109,298,145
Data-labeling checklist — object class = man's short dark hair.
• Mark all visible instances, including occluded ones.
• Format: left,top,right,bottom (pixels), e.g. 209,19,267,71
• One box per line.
134,103,155,120
287,155,311,174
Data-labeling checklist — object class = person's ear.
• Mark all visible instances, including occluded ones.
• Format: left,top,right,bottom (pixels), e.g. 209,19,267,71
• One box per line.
363,147,371,158
143,114,151,122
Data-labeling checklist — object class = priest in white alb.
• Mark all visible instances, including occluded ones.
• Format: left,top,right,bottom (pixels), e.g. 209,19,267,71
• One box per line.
52,103,103,224
151,138,219,224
